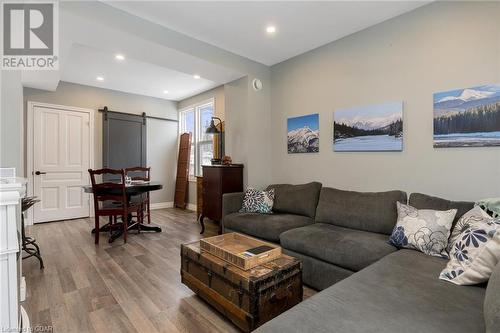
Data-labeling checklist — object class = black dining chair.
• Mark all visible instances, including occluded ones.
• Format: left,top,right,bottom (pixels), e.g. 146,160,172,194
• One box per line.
88,168,143,244
125,166,152,224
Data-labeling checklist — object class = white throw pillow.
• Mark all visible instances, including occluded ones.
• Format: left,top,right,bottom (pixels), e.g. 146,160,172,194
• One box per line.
440,207,500,285
389,202,457,258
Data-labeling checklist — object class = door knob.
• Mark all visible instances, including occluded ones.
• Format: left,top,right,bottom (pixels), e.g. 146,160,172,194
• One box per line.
35,171,46,175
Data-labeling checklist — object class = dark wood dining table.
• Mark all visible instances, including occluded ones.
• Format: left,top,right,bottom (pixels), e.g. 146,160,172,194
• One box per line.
83,181,163,243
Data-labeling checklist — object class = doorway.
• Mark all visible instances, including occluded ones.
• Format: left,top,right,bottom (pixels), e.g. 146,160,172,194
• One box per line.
27,102,94,224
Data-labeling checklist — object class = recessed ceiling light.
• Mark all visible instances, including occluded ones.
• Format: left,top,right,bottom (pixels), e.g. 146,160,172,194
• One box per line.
163,90,169,94
266,25,276,34
115,54,125,61
96,76,104,81
193,74,201,79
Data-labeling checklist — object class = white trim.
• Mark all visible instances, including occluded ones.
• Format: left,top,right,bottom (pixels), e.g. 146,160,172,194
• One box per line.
150,201,173,210
187,203,196,211
26,101,95,225
178,98,215,179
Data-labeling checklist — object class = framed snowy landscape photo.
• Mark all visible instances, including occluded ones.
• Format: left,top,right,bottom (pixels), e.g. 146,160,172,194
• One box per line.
333,102,403,152
287,113,319,153
433,84,500,148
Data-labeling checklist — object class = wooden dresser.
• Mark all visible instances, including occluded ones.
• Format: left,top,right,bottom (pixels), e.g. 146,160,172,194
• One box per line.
199,164,243,234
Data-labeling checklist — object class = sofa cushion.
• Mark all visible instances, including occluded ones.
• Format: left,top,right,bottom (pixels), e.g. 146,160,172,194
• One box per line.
315,187,407,234
267,182,322,218
485,262,500,332
256,250,486,333
283,248,354,291
409,192,474,228
223,212,313,242
280,223,397,272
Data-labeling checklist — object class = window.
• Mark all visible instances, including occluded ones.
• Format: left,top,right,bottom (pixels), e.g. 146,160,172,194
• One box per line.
179,99,215,179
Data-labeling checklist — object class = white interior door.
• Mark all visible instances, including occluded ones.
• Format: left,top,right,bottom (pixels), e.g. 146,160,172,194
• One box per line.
32,105,91,223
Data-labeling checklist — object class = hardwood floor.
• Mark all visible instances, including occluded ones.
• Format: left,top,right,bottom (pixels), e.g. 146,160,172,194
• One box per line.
23,208,316,333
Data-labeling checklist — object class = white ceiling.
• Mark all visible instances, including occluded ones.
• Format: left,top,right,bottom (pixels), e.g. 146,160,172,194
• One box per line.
25,1,430,101
106,1,430,66
62,44,222,101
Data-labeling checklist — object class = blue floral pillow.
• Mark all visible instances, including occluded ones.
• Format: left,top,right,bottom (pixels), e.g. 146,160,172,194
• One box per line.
239,188,275,214
440,207,500,285
389,202,457,258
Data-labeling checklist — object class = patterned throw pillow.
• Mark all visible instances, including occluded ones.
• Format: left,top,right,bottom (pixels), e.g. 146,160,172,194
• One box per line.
440,208,500,285
447,205,493,253
389,202,457,258
239,188,275,214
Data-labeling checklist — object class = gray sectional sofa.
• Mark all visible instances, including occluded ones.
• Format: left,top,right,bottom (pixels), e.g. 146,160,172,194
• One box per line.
221,182,500,332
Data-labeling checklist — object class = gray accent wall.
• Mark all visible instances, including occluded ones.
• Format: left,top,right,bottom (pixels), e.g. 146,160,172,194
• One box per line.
270,1,500,201
23,81,178,204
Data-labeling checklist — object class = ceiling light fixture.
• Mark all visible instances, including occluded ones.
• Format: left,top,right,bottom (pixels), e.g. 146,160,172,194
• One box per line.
193,74,201,79
115,54,125,61
266,25,276,34
163,90,169,94
96,76,104,81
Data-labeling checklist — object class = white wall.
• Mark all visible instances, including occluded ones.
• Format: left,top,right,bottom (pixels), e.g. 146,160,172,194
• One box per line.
0,71,24,175
23,81,178,203
271,1,500,201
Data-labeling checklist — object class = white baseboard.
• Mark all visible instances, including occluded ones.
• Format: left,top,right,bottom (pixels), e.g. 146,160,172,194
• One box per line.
150,202,173,210
150,202,197,211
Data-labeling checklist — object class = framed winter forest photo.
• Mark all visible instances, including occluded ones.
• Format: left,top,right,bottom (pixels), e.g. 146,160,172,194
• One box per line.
433,84,500,148
434,84,500,148
333,102,403,152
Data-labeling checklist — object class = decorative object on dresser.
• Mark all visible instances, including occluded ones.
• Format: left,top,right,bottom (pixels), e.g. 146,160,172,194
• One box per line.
0,177,30,332
199,164,243,234
181,237,303,332
174,132,192,209
205,116,225,165
222,155,232,165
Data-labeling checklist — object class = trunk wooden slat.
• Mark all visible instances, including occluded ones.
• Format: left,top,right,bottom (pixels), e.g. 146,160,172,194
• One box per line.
181,241,303,332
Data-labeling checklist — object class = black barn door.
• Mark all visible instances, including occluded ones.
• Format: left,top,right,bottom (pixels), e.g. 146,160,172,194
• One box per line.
103,111,147,179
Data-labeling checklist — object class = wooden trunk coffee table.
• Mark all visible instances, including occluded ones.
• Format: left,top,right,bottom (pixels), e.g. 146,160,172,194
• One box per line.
181,237,303,332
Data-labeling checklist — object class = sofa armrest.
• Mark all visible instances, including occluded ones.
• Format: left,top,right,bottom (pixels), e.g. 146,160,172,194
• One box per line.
222,192,244,218
222,192,244,233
